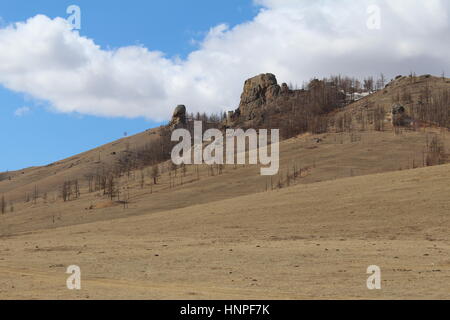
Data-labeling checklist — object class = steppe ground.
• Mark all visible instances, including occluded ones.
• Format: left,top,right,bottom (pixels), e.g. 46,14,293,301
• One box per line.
2,73,450,299
1,151,449,299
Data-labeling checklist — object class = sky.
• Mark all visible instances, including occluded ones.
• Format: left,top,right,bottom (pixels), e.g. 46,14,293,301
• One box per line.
0,0,258,171
1,0,450,171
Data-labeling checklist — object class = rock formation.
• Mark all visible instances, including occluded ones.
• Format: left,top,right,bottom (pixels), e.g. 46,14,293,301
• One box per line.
391,103,412,126
238,73,280,121
169,105,187,128
227,73,293,126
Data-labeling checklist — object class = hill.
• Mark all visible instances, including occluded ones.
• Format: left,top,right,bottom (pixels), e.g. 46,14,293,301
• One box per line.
0,73,449,299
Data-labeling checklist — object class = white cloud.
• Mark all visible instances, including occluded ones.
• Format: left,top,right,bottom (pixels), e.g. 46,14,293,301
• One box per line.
14,106,31,117
0,1,449,121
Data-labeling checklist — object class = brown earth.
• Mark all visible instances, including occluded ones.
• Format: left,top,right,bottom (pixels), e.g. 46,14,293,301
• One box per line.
1,163,449,299
0,75,449,299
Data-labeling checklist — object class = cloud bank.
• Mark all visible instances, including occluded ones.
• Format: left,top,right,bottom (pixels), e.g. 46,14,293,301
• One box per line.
0,0,449,121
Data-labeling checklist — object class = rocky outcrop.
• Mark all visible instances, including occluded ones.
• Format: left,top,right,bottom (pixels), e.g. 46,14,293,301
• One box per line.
169,105,187,128
233,73,291,123
391,103,412,126
280,82,290,95
225,73,349,128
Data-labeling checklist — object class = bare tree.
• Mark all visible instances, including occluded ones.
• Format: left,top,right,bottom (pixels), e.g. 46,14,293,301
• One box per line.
62,181,69,202
363,77,374,92
1,195,5,214
123,188,130,209
32,185,39,205
74,179,80,199
86,174,94,193
181,163,187,177
424,134,446,166
106,176,116,201
140,170,145,189
151,165,159,185
378,73,386,89
373,107,385,132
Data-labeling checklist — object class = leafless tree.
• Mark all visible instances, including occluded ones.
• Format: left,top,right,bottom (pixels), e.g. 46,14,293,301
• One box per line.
151,165,159,185
86,174,94,193
140,170,145,189
424,134,447,166
32,185,39,205
62,181,69,202
74,179,80,199
106,176,116,201
181,163,187,177
363,77,374,92
1,195,5,214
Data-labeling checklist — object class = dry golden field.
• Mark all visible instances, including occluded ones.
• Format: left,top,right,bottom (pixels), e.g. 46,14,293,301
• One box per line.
1,75,450,299
1,126,449,299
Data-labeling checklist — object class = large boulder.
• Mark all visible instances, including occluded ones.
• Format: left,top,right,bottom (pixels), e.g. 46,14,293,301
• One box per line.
169,105,187,128
280,82,290,94
238,73,281,121
392,103,405,115
391,103,412,126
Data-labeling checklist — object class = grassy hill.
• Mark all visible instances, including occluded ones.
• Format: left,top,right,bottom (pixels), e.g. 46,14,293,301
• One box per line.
0,73,449,299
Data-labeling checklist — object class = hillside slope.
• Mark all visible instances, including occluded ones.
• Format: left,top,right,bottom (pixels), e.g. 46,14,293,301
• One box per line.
1,73,449,203
1,164,449,299
0,74,449,234
0,127,448,235
0,73,449,300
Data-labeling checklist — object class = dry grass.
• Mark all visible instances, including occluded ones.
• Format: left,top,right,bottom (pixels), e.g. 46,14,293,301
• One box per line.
1,75,449,299
0,163,449,299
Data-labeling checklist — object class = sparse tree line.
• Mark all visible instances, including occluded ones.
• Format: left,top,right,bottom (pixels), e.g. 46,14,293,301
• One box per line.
253,74,392,140
61,179,80,202
0,172,11,182
424,134,447,167
278,75,450,140
265,161,310,191
1,194,14,214
387,75,450,129
410,89,450,129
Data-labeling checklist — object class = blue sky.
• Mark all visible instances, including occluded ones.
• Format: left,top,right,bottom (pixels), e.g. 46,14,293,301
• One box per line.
0,0,258,172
